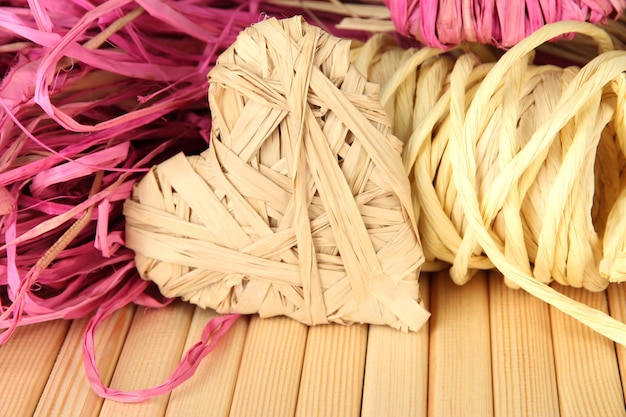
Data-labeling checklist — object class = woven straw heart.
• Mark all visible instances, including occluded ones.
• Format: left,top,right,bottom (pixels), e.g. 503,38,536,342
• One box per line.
124,17,429,331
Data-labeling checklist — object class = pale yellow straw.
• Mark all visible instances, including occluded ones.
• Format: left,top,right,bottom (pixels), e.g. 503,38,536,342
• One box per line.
353,21,626,343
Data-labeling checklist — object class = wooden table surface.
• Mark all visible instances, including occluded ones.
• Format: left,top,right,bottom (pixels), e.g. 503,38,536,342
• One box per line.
2,271,626,417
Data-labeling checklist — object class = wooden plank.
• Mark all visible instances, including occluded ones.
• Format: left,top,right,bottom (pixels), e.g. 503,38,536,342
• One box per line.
361,276,430,417
164,308,249,417
33,305,135,417
607,283,626,403
295,323,368,417
229,316,308,417
0,320,70,417
488,272,559,417
428,270,493,417
98,301,195,417
550,284,626,417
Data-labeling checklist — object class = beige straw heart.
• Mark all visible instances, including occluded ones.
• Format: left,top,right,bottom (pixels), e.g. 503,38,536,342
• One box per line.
124,16,429,332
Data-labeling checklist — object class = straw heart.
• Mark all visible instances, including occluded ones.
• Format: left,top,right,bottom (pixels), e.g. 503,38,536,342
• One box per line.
124,17,430,332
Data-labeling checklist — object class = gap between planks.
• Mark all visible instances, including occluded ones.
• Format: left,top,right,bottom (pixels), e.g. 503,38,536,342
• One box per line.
33,305,135,417
489,271,559,417
295,322,367,417
0,320,70,417
229,315,308,417
361,275,430,417
607,283,626,405
97,301,196,417
428,270,493,417
550,284,626,417
164,308,249,417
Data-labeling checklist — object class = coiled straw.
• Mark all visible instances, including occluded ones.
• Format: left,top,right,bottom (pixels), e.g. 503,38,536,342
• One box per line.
352,21,626,343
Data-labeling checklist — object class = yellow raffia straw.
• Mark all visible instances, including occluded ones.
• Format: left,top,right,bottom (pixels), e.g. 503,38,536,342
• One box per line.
354,21,626,344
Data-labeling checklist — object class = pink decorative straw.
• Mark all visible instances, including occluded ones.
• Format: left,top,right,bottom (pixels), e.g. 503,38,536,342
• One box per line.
385,0,626,48
0,0,378,402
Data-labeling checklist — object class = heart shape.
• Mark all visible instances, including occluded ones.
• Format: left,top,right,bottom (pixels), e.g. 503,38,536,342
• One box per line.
124,17,429,331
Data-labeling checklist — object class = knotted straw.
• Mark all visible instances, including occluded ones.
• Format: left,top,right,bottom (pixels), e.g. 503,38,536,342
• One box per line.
351,21,626,343
124,16,430,332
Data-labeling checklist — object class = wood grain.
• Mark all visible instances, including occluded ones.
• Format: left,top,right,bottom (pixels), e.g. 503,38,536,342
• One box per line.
229,316,308,417
607,284,626,404
428,270,493,417
550,284,626,417
164,308,249,417
6,280,626,417
98,301,195,417
33,305,135,417
488,272,559,417
295,323,368,417
0,320,70,417
361,276,430,417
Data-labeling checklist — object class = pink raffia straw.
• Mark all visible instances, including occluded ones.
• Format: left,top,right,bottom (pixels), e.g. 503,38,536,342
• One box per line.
82,277,240,403
0,0,378,402
385,0,626,48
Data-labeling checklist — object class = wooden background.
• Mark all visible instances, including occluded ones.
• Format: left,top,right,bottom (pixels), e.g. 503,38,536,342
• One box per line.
2,271,626,417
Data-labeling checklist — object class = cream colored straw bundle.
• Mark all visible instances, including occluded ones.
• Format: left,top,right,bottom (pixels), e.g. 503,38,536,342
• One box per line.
124,17,430,332
351,21,626,342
